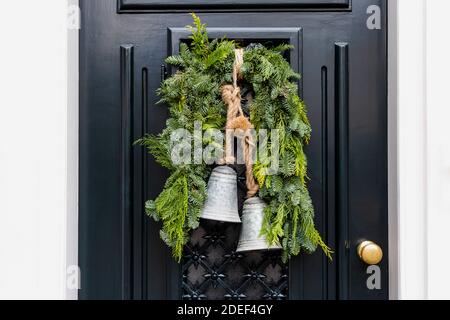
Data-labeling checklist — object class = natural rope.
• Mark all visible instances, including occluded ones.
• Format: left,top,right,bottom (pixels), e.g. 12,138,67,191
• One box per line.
233,48,244,87
220,49,259,198
243,134,259,198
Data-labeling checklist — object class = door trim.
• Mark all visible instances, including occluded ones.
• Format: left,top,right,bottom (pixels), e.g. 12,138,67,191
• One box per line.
168,27,302,79
387,0,399,300
118,0,352,13
67,0,80,301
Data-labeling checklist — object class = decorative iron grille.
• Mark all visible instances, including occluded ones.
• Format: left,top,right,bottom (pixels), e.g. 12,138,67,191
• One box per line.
182,221,288,300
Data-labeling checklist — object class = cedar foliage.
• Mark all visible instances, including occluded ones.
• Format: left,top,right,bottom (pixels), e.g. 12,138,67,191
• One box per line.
242,45,332,261
137,14,332,262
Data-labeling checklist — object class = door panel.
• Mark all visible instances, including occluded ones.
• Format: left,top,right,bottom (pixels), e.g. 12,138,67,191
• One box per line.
171,28,301,300
79,0,388,300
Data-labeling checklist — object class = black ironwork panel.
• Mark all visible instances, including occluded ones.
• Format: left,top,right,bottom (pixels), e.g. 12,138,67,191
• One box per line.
182,221,288,300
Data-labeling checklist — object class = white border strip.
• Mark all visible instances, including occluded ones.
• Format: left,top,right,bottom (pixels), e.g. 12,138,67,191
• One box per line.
66,0,79,300
397,0,427,300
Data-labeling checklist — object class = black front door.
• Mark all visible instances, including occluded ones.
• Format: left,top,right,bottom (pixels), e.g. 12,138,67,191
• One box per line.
79,0,388,300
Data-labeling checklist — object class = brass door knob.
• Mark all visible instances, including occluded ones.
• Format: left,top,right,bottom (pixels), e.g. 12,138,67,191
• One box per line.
357,241,383,265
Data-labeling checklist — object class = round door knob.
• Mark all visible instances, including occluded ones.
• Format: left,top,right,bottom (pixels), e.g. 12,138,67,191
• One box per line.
357,241,383,265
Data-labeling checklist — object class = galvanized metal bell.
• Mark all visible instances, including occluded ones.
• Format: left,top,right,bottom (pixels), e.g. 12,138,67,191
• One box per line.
236,197,282,252
200,166,241,223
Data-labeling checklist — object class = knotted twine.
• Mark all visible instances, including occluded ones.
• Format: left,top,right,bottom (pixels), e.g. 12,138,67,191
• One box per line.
220,48,259,198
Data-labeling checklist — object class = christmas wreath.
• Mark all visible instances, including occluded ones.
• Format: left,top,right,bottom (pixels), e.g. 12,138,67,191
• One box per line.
137,14,332,262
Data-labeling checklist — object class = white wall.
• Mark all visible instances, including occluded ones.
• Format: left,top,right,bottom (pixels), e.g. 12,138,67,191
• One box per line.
0,0,76,299
424,0,450,300
396,0,450,300
396,0,428,300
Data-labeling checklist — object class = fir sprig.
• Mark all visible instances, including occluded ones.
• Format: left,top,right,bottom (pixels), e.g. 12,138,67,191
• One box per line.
242,44,333,261
136,14,233,261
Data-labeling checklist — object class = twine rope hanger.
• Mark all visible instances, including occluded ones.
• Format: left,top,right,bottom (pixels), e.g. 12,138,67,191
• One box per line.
220,48,259,198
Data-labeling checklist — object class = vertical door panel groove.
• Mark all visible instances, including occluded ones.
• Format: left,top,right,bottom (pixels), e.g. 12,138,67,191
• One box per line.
321,66,329,300
141,67,149,299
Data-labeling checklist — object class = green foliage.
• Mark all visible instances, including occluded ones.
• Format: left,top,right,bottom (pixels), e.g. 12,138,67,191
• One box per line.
145,167,208,260
241,41,333,262
136,14,332,262
187,13,210,59
136,14,232,261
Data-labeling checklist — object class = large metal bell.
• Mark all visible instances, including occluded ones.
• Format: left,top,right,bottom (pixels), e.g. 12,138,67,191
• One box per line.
200,166,241,223
236,197,282,252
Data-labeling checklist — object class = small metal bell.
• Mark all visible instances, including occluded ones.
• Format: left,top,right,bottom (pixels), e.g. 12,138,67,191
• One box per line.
201,166,241,223
236,197,282,252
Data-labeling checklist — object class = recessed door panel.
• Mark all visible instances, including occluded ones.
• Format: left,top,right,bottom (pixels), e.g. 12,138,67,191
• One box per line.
169,27,302,300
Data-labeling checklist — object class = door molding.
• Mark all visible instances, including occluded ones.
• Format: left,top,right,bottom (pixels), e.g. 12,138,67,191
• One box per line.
335,42,350,300
67,0,79,301
168,27,302,75
117,0,352,13
387,0,399,301
120,44,135,300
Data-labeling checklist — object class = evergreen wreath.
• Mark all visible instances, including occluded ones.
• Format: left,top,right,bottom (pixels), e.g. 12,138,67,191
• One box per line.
137,14,332,262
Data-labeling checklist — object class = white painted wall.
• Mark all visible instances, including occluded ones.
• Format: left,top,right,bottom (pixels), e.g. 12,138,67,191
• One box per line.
0,0,77,299
396,0,450,300
0,0,449,300
424,0,450,300
396,0,428,300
